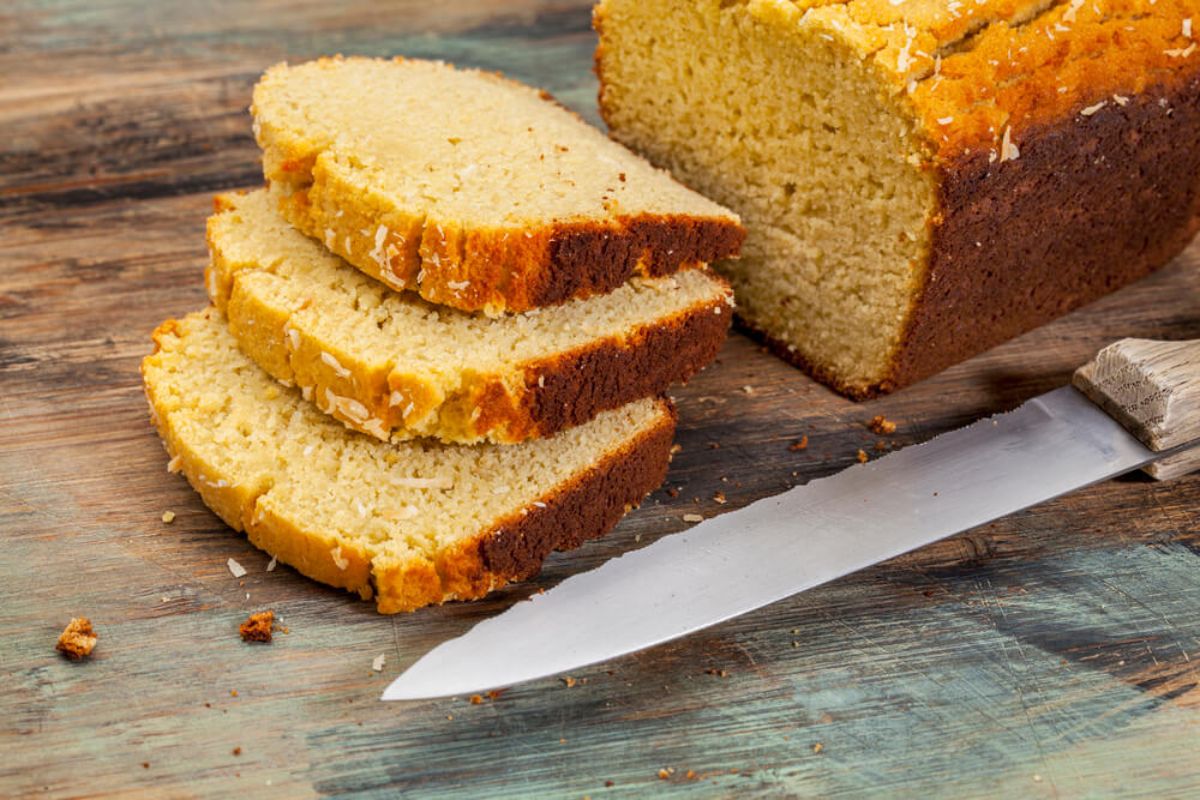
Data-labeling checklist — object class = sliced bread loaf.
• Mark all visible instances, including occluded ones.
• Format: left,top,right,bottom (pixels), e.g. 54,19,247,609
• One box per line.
251,56,744,316
141,308,675,613
206,190,731,444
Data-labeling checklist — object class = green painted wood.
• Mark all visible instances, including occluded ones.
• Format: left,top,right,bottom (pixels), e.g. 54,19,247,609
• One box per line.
3,2,1199,797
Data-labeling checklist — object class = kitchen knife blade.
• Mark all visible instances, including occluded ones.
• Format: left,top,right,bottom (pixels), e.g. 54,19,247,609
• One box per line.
384,384,1167,700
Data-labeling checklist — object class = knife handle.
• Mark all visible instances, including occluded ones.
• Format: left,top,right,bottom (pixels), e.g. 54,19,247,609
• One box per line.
1072,338,1200,480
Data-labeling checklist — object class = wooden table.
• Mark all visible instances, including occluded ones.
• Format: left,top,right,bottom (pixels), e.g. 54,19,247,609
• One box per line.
4,2,1199,797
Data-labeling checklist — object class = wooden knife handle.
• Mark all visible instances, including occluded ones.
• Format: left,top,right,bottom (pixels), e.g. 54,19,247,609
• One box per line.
1072,338,1200,480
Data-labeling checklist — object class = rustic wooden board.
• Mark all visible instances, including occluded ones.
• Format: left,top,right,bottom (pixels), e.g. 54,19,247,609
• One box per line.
3,2,1199,797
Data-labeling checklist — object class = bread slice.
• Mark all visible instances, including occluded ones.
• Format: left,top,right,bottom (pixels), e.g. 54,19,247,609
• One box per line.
206,190,731,444
141,308,675,613
251,56,744,316
596,0,1200,397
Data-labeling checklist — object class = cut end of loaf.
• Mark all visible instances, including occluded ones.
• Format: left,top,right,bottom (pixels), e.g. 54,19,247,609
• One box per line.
597,0,936,394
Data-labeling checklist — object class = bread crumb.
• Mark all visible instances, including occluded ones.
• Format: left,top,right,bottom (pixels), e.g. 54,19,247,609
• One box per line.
372,653,386,672
682,513,704,523
856,449,869,464
56,617,97,660
239,610,274,643
227,557,247,578
232,747,242,756
788,436,809,451
868,415,896,435
230,689,239,697
561,676,577,688
812,742,824,754
712,491,727,505
161,510,176,524
142,762,150,769
686,770,697,780
266,556,277,572
469,694,484,705
704,668,729,678
658,768,673,780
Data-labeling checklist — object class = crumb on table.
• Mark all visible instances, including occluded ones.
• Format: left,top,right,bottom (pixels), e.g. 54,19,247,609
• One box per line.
856,449,869,463
56,617,97,660
239,610,274,643
868,415,897,435
161,510,176,524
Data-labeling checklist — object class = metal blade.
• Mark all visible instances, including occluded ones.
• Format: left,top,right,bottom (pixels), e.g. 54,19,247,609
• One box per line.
383,387,1156,700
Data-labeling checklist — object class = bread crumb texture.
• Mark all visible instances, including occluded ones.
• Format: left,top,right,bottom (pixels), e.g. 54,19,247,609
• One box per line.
239,610,275,642
251,56,744,315
141,310,676,612
206,189,731,444
56,617,97,660
597,0,1200,396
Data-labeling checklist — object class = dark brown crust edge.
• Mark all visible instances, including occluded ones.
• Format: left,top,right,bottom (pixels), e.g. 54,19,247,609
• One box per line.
474,289,731,441
478,398,677,580
882,73,1200,395
534,215,746,309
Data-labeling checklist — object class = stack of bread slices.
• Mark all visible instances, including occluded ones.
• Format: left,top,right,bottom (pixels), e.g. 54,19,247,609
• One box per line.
142,57,744,613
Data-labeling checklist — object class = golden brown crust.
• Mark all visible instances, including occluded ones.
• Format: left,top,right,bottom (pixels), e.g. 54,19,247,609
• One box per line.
277,175,744,316
908,0,1200,161
371,399,677,612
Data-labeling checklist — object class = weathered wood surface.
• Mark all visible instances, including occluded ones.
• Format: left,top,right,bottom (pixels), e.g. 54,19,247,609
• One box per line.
3,2,1199,797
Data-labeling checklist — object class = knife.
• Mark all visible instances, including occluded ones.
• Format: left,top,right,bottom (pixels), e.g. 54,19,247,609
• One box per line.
383,338,1200,700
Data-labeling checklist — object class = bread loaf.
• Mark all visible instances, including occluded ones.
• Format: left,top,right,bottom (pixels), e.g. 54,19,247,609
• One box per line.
596,0,1200,397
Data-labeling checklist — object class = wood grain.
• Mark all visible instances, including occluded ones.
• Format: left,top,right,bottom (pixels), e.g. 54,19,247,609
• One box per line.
3,2,1199,797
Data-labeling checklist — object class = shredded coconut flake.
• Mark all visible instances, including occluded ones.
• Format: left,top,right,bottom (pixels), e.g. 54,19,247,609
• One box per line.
368,225,390,269
682,514,704,523
1184,18,1193,39
167,454,183,473
266,556,277,572
330,545,350,571
227,558,247,578
1112,95,1130,106
320,351,351,378
283,324,300,351
1080,101,1107,116
999,126,1020,162
372,654,386,672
